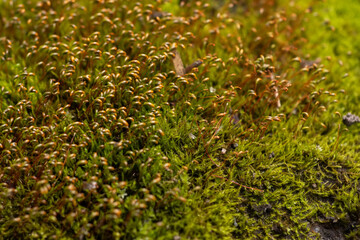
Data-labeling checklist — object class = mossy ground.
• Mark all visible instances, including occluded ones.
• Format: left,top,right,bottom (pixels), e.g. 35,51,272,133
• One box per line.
0,0,360,239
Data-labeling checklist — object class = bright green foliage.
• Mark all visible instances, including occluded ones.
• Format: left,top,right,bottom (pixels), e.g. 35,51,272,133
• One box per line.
0,0,359,239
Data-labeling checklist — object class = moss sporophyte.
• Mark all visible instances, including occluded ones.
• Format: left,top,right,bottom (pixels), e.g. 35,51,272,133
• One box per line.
0,0,360,239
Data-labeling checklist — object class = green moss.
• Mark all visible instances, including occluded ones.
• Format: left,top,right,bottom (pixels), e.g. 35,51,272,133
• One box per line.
0,0,360,239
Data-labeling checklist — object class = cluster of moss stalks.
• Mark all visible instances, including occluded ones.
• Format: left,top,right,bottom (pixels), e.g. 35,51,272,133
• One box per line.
0,0,359,239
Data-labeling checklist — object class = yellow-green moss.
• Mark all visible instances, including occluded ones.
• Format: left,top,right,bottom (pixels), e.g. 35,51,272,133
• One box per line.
0,0,359,239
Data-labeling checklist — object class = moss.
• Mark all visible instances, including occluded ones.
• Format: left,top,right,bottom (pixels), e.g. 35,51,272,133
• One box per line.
0,0,360,239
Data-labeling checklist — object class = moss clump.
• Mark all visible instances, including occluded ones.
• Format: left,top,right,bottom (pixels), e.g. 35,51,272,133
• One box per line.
0,0,359,239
